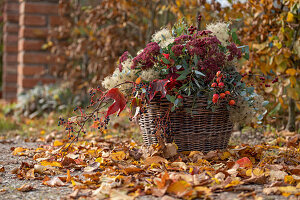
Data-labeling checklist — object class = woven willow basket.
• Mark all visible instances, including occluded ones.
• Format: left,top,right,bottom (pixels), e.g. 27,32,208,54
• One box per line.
138,96,233,152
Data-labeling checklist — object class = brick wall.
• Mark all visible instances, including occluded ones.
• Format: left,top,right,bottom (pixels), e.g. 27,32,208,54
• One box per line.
2,0,60,101
2,0,19,100
17,0,59,94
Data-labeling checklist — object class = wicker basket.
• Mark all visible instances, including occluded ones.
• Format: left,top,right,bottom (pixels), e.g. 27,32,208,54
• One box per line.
138,96,233,152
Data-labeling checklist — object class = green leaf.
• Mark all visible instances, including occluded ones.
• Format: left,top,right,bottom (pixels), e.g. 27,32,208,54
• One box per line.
177,71,189,81
193,56,198,66
257,114,264,121
161,57,170,64
194,70,205,76
194,79,202,89
262,101,269,107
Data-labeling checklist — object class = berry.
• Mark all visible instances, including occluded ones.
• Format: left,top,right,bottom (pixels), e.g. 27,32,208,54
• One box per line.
229,100,235,106
216,71,221,77
218,82,224,88
216,77,222,83
220,93,225,99
212,94,219,104
211,82,217,87
177,95,183,99
225,91,230,95
265,84,270,87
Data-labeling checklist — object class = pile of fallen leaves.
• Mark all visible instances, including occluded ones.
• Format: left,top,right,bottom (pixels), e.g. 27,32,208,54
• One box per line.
8,131,300,199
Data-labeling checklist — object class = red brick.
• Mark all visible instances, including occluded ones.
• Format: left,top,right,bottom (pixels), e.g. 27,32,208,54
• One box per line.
22,2,58,15
19,27,48,38
41,78,56,84
4,2,19,12
22,15,46,26
3,54,18,63
21,65,45,76
21,78,40,88
4,34,18,44
4,43,18,53
3,24,19,33
3,64,17,73
4,74,17,82
19,39,45,51
19,52,52,64
49,15,61,26
3,86,17,93
3,13,19,23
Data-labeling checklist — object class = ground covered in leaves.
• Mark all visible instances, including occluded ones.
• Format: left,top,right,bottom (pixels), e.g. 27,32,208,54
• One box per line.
0,117,300,200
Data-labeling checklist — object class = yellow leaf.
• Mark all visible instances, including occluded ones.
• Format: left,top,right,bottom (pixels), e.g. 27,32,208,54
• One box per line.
194,186,212,196
40,130,45,135
274,40,282,49
278,186,299,196
284,175,295,184
286,68,297,76
167,180,191,196
110,151,126,161
12,147,27,156
225,179,242,188
253,168,264,176
286,12,294,22
95,157,104,164
220,151,231,160
279,97,288,109
40,161,62,168
66,169,71,183
53,140,64,147
246,169,252,176
290,76,296,88
287,87,299,100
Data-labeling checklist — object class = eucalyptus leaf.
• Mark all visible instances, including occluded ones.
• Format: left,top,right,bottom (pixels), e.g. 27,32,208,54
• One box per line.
262,101,269,106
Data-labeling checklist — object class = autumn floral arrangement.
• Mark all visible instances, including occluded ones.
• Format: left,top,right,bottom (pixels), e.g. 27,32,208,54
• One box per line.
59,17,269,144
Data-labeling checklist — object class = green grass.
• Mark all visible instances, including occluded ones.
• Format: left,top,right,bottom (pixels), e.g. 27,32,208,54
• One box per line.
0,117,18,133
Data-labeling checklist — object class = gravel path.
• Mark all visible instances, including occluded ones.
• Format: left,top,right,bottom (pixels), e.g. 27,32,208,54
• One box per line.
0,139,72,200
0,134,295,200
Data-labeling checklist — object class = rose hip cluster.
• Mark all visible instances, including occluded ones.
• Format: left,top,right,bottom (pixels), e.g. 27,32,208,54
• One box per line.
211,71,235,105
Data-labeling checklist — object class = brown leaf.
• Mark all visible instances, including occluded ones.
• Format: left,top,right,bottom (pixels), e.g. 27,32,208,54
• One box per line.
162,143,177,159
43,176,65,187
144,156,168,166
0,166,5,172
123,166,143,174
17,184,35,192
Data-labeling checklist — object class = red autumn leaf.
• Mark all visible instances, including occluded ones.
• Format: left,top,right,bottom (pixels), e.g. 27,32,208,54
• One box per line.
149,79,170,101
104,88,126,117
236,157,252,168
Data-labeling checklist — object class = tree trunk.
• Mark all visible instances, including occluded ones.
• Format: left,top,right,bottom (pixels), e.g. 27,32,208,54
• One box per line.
286,97,296,132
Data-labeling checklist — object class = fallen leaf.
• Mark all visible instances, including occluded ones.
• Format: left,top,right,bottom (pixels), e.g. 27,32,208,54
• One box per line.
170,162,187,171
144,156,168,166
123,166,143,174
269,170,288,181
162,143,177,158
17,183,35,192
236,157,252,168
40,160,62,168
110,151,126,161
167,180,191,197
84,162,100,172
12,147,27,156
43,176,65,187
53,140,64,147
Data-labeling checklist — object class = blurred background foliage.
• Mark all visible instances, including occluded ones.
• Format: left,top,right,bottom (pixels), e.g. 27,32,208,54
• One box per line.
13,0,300,132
